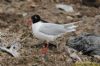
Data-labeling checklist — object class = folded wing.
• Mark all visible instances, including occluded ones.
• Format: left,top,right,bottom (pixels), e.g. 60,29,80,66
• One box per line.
39,22,77,35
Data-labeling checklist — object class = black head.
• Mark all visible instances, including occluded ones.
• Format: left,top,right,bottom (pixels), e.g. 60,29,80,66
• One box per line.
31,15,41,23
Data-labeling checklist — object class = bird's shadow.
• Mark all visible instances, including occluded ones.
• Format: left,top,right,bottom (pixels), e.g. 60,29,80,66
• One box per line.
32,43,57,50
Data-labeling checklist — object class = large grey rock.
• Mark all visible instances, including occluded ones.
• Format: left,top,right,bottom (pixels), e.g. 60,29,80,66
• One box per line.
68,33,100,56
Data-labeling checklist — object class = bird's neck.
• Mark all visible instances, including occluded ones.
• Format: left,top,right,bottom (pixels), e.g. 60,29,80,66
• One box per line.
32,21,42,31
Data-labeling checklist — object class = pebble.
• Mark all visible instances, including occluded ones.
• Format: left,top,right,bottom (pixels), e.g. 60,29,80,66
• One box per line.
22,12,28,17
66,16,73,20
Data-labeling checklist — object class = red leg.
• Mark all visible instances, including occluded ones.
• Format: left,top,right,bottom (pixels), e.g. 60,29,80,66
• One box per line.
40,41,48,55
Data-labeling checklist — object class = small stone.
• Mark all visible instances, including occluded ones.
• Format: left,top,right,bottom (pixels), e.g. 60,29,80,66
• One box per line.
95,15,100,19
30,3,38,8
22,12,28,17
0,8,3,13
66,16,73,20
27,0,32,2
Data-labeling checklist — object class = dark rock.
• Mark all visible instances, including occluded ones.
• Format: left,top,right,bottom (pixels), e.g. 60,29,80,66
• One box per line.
81,0,100,7
68,33,100,56
5,0,12,3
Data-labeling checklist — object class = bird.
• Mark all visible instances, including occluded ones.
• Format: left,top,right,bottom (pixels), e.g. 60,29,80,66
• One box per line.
31,14,78,49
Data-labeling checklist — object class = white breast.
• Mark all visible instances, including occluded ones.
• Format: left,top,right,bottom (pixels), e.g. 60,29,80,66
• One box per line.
32,22,56,42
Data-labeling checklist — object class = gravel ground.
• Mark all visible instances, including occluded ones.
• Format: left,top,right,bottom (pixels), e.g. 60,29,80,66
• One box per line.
0,0,100,66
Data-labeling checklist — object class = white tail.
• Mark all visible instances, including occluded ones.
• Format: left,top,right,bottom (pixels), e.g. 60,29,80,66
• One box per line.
64,22,79,32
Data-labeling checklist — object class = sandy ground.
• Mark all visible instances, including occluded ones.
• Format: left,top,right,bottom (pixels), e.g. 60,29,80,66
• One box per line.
0,0,100,66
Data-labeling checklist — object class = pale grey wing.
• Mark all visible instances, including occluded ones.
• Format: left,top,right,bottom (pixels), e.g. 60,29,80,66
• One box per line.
39,23,66,35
